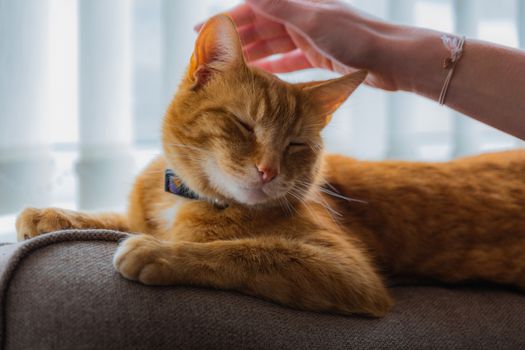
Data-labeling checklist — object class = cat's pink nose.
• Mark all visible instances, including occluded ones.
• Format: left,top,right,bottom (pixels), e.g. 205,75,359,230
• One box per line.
256,165,278,184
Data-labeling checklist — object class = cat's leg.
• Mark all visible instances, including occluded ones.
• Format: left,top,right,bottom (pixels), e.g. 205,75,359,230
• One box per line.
113,234,392,316
16,207,129,241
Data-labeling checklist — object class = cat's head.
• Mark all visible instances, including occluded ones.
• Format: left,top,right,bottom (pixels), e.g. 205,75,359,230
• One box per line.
163,14,365,207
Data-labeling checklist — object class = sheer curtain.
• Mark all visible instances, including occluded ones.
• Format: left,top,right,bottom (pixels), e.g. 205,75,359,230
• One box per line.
0,0,523,241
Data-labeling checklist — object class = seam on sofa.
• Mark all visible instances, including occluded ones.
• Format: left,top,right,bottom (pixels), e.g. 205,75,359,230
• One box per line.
0,229,129,350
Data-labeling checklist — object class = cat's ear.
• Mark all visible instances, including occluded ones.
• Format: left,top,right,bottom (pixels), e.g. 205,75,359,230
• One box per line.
188,14,244,89
301,70,367,123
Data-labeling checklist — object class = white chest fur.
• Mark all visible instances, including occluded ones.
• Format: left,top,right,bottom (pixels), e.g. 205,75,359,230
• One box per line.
159,199,186,231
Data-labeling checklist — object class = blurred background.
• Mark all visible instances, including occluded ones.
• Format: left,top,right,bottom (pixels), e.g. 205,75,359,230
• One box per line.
0,0,524,241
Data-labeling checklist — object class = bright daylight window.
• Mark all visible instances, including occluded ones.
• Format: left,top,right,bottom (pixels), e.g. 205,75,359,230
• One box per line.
0,0,523,241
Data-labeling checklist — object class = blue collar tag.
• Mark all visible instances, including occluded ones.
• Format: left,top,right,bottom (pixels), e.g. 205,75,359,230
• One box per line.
165,169,201,201
165,169,228,209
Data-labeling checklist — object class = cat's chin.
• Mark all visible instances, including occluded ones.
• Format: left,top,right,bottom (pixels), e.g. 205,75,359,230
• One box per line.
234,188,271,206
226,185,290,207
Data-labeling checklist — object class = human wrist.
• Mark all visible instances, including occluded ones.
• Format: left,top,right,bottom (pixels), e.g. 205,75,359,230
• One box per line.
397,28,448,98
335,11,388,70
366,23,447,95
334,14,420,91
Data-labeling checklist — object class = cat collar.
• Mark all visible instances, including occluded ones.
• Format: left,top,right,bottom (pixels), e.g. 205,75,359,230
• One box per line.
164,169,228,208
165,169,201,201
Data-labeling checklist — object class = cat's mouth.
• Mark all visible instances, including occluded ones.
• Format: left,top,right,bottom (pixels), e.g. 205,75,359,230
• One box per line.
216,175,281,206
216,178,291,206
204,158,276,206
237,185,270,205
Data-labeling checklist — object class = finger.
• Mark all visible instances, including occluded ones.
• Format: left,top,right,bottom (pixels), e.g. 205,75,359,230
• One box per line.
243,36,296,62
194,3,257,32
228,3,258,27
245,0,313,31
238,20,287,46
251,50,313,73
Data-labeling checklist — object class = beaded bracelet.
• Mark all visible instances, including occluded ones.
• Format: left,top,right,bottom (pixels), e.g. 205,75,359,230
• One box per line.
439,34,466,105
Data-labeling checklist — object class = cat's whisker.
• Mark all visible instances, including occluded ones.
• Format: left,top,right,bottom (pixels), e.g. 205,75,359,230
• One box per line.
288,186,314,207
317,187,368,204
295,184,332,211
291,181,314,198
312,190,343,217
290,182,344,229
276,198,285,215
288,189,325,224
296,178,366,204
312,191,346,230
317,175,342,195
294,180,318,198
279,197,290,216
284,195,299,216
277,197,294,216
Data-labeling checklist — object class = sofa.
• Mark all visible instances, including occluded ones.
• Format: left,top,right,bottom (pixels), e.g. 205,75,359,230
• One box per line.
1,230,525,349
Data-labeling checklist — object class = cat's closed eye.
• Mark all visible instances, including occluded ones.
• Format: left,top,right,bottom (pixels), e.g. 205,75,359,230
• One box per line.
233,116,254,134
288,141,307,148
287,141,308,154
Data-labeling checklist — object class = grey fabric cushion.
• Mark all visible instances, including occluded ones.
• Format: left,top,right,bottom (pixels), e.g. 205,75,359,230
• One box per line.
1,230,525,350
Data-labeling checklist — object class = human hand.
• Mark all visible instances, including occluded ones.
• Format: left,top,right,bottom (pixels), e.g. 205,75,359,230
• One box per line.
195,1,525,139
196,0,399,91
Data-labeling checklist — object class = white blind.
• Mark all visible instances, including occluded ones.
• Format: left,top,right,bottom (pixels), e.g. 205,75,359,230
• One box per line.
0,0,523,220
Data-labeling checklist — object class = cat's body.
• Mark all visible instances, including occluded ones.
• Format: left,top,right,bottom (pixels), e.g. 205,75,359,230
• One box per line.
131,149,525,284
16,15,525,316
325,151,525,284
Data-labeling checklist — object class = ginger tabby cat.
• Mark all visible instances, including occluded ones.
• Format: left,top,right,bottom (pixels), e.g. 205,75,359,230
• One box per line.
16,15,525,317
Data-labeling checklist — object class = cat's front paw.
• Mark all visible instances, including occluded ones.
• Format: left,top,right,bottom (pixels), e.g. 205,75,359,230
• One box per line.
16,207,74,241
113,235,175,285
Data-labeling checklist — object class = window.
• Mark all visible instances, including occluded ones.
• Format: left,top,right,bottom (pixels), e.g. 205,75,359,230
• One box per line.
0,0,523,241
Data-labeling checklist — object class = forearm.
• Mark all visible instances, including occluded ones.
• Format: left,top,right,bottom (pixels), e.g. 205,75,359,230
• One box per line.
230,0,524,139
369,24,525,140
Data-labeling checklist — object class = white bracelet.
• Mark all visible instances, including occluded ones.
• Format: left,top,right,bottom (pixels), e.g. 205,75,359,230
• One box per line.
438,34,466,105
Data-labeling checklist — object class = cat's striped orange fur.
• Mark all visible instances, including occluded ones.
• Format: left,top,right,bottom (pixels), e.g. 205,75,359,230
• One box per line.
16,14,525,317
